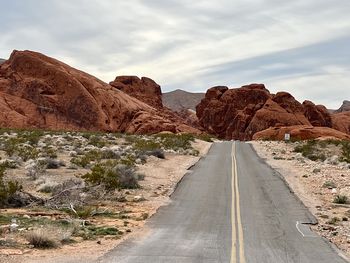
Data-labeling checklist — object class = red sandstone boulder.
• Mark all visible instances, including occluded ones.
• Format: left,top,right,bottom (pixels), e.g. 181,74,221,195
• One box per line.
0,50,198,134
253,125,350,140
302,100,332,127
196,84,270,140
246,98,310,139
332,111,350,135
110,76,163,109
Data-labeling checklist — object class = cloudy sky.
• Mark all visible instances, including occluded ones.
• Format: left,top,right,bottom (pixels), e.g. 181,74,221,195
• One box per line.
1,0,349,108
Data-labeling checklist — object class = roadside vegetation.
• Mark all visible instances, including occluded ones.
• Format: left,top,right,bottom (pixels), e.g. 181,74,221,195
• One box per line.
293,139,350,163
0,128,210,251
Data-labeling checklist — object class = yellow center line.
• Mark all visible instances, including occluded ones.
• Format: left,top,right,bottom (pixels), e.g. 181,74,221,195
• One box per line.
231,142,246,263
231,143,237,263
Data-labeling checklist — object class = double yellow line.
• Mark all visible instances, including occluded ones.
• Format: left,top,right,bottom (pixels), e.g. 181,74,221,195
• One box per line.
231,142,246,263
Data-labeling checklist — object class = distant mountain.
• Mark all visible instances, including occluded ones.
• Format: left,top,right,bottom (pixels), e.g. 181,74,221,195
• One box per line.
0,59,5,65
335,100,350,113
162,89,205,112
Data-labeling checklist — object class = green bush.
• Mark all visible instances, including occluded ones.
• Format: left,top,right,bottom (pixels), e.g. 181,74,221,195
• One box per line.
340,141,350,163
82,163,140,190
0,165,22,207
70,150,102,168
155,133,195,150
294,140,326,161
333,195,348,204
322,181,336,189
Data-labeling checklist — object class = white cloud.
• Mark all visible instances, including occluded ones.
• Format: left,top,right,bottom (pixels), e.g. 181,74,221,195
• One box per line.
0,0,349,108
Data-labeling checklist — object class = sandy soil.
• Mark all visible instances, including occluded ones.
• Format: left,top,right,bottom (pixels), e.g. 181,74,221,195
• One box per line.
1,140,211,263
251,141,350,258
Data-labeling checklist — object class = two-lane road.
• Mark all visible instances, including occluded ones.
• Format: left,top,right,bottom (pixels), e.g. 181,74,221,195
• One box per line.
99,142,348,263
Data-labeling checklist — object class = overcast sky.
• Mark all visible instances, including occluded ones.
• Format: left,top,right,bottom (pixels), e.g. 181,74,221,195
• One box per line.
1,0,349,108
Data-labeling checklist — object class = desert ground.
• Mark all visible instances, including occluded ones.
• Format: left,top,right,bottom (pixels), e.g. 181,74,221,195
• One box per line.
0,130,211,263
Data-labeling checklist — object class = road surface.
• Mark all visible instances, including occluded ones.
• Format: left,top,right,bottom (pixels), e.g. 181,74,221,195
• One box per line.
99,141,348,263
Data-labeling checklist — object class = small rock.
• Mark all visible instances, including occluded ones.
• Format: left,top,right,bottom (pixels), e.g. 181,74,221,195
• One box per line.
133,195,145,202
313,168,321,173
23,215,31,219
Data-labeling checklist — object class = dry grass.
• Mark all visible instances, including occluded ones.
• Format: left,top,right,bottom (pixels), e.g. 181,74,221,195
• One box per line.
26,229,58,249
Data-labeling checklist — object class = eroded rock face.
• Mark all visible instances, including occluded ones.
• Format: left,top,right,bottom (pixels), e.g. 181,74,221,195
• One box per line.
253,125,350,141
302,100,332,127
0,50,198,134
110,76,163,109
332,112,350,135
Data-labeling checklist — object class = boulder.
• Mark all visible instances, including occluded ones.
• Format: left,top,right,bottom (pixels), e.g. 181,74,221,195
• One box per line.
253,125,350,141
332,111,350,135
110,76,163,109
196,84,270,140
302,100,332,127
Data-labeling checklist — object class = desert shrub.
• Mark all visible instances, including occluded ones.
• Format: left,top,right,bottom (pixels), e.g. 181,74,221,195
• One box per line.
41,147,58,159
322,181,336,189
86,226,119,236
333,195,348,204
70,150,102,168
120,154,137,166
146,149,165,159
17,145,39,161
133,138,162,151
26,229,58,248
45,158,65,169
155,133,195,150
37,181,59,193
18,130,44,146
0,160,18,169
195,134,214,142
294,140,326,161
101,149,120,159
51,179,83,195
340,141,350,163
63,206,95,219
88,135,106,148
26,161,46,180
82,163,140,190
0,165,22,207
327,217,340,225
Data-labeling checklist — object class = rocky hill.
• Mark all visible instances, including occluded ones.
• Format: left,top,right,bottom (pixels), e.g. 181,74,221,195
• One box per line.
335,100,350,113
196,84,350,140
0,50,199,134
162,89,205,112
0,59,5,65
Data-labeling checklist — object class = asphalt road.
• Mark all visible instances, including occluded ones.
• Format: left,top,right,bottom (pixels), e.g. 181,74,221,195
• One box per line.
99,141,348,263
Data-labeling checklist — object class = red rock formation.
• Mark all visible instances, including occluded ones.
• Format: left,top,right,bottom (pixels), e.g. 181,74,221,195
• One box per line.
253,125,350,141
332,111,350,135
0,50,198,134
196,84,271,140
196,84,315,140
302,100,332,127
110,76,163,109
